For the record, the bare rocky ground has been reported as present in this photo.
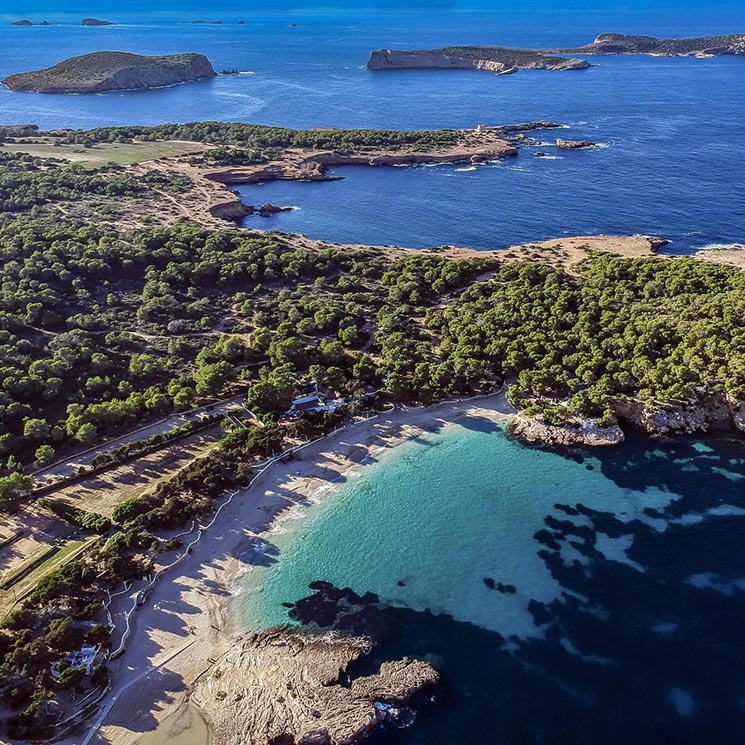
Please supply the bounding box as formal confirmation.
[192,628,438,745]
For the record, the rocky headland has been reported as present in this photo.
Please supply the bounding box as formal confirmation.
[367,46,590,74]
[512,391,745,449]
[554,32,745,57]
[191,628,439,745]
[202,121,561,193]
[2,51,216,94]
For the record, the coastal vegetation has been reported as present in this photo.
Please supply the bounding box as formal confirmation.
[60,121,460,153]
[0,209,742,483]
[0,130,742,738]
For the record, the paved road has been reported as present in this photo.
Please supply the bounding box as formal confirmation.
[34,396,246,486]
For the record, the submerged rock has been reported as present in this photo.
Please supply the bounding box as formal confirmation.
[192,628,439,745]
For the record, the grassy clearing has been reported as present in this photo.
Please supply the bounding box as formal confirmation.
[2,138,207,166]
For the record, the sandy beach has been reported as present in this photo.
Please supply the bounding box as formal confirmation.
[76,393,515,745]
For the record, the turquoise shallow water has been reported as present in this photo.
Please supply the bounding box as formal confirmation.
[234,419,745,744]
[238,420,677,635]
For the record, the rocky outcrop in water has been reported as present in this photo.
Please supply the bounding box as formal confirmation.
[555,33,745,57]
[192,628,439,745]
[11,19,33,26]
[556,138,596,149]
[81,18,115,26]
[367,46,590,74]
[3,51,216,94]
[513,416,625,447]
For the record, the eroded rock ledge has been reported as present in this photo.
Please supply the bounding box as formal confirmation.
[192,628,439,745]
[512,416,625,447]
[513,393,745,448]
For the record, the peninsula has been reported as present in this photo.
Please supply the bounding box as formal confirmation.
[2,51,216,94]
[554,32,745,57]
[367,46,590,74]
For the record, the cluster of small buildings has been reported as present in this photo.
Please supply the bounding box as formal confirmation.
[285,393,347,419]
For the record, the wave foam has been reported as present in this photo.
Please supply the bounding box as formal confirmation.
[699,242,745,251]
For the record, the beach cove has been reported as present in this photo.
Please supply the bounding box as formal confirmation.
[83,394,517,744]
[78,389,745,745]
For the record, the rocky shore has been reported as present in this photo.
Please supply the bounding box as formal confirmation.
[512,416,625,447]
[192,628,439,745]
[202,121,562,191]
[512,392,745,448]
[615,394,745,438]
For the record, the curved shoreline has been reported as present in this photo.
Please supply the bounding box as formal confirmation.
[76,393,515,745]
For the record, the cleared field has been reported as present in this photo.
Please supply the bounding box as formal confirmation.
[2,138,207,165]
[0,507,70,584]
[0,534,96,619]
[50,427,223,517]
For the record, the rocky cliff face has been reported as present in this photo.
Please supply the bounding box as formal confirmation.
[192,628,439,745]
[368,47,590,73]
[614,394,745,437]
[3,52,216,94]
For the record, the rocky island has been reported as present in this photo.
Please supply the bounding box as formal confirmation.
[81,18,116,26]
[368,46,590,74]
[2,51,216,94]
[554,32,745,57]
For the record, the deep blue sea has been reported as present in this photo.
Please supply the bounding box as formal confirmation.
[0,2,744,249]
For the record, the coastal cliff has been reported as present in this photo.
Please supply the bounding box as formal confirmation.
[513,393,745,448]
[368,46,590,74]
[192,628,439,745]
[555,33,745,57]
[2,51,216,94]
[615,394,745,438]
